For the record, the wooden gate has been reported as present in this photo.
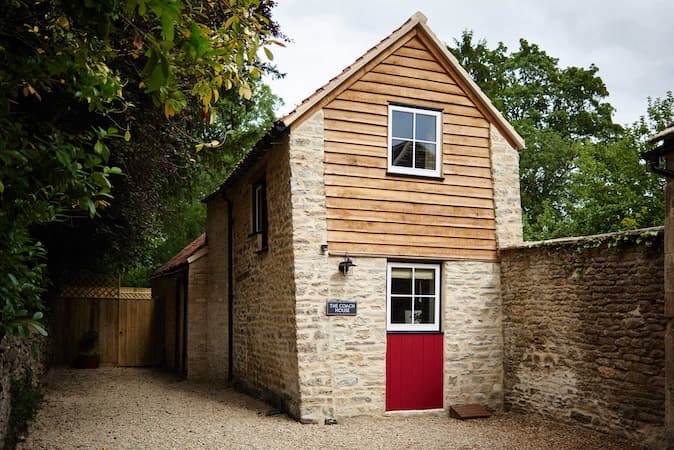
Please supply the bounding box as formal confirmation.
[51,274,160,367]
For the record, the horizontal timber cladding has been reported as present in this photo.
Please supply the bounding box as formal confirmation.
[323,32,497,259]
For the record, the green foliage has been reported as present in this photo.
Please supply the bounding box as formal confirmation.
[123,196,207,287]
[0,0,282,338]
[123,81,281,286]
[0,228,48,337]
[632,92,674,138]
[449,32,671,240]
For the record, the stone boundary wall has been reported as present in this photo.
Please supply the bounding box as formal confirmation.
[501,228,665,444]
[0,335,47,448]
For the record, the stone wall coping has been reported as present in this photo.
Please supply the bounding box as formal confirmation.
[500,226,664,251]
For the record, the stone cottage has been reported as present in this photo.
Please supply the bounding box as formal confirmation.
[156,11,525,423]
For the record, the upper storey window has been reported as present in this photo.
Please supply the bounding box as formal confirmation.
[252,178,268,252]
[388,104,442,177]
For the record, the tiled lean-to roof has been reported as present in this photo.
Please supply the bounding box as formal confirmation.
[153,233,207,278]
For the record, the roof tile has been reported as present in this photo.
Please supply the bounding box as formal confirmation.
[153,233,206,277]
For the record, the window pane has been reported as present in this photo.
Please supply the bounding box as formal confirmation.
[392,139,413,168]
[414,142,436,170]
[254,186,262,231]
[392,110,413,139]
[391,268,412,294]
[391,297,413,324]
[415,113,436,141]
[414,269,435,295]
[414,297,435,324]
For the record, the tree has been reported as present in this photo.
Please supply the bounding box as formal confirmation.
[567,93,673,233]
[122,81,281,287]
[0,0,283,337]
[449,32,669,240]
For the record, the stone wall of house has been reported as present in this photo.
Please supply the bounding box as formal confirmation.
[324,256,387,419]
[288,111,510,422]
[444,261,503,411]
[291,254,506,422]
[186,252,209,379]
[288,112,389,422]
[490,125,523,248]
[223,132,301,416]
[0,335,47,448]
[286,111,334,422]
[205,199,229,381]
[152,276,177,369]
[501,229,665,443]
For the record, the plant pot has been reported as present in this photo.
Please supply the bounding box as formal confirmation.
[73,354,100,369]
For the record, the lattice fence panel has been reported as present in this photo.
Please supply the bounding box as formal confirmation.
[61,273,119,299]
[119,288,152,300]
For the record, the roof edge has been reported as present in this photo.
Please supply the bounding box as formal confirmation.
[281,12,524,150]
[152,233,207,278]
[416,21,525,150]
[411,10,428,24]
[281,13,425,127]
[203,121,288,202]
[647,122,674,143]
[205,12,526,207]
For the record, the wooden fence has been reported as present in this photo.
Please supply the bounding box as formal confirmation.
[50,274,161,367]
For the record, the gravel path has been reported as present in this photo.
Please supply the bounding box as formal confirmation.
[20,367,642,450]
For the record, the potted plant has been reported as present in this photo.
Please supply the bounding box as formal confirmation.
[73,330,100,369]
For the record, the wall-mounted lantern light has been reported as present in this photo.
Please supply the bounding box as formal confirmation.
[320,244,329,256]
[338,255,356,275]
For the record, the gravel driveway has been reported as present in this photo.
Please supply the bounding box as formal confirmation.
[19,367,641,449]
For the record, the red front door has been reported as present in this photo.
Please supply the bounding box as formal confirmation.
[386,333,444,411]
[386,263,444,411]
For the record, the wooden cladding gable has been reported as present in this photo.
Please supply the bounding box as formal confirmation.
[323,32,497,260]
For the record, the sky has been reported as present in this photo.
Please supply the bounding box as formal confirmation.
[264,0,673,126]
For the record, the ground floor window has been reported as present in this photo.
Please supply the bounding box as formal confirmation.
[386,262,440,332]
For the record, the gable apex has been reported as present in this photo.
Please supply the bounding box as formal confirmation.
[282,12,524,150]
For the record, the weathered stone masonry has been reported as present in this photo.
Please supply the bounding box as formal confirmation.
[490,126,523,249]
[224,132,301,416]
[444,261,503,411]
[288,112,389,421]
[186,251,209,379]
[500,230,665,442]
[205,199,229,381]
[288,111,343,421]
[287,113,516,422]
[0,335,47,448]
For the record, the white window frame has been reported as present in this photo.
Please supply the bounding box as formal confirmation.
[387,104,443,178]
[386,262,441,332]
